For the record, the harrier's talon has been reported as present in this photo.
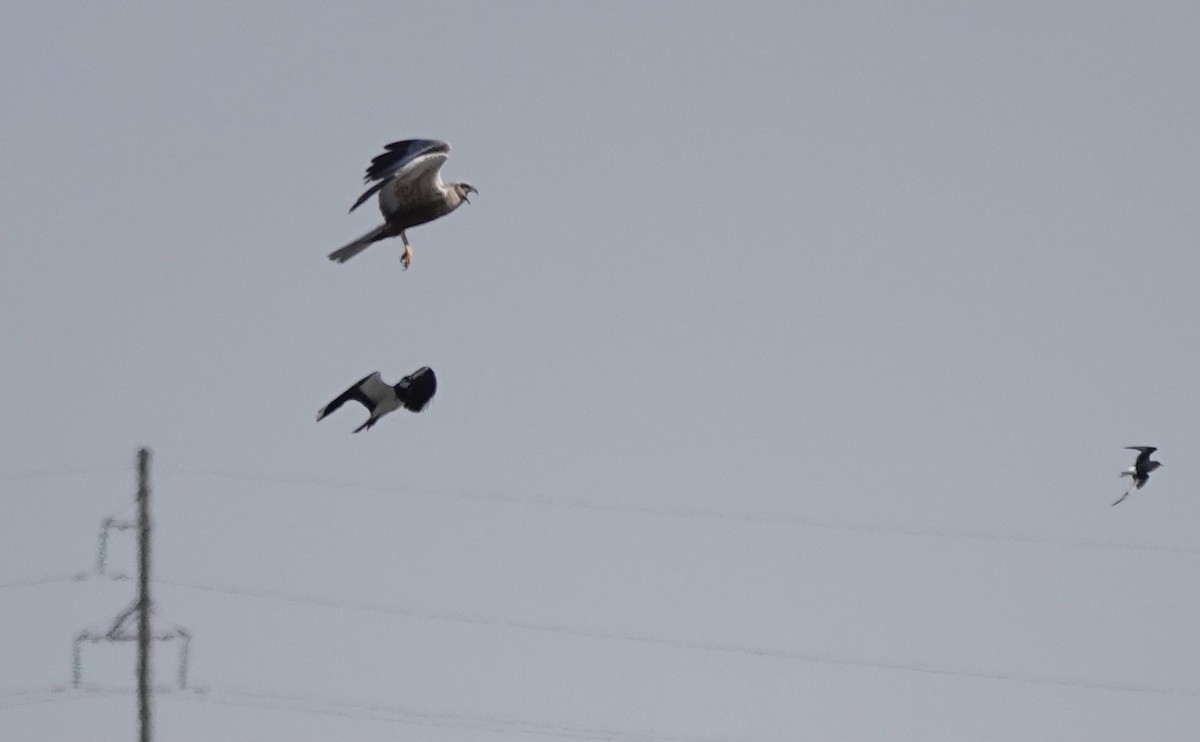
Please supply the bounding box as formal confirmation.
[401,245,413,270]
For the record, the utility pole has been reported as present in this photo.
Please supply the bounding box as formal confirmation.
[73,448,191,698]
[136,447,153,742]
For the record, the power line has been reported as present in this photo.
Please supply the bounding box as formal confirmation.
[0,683,738,741]
[0,685,122,712]
[0,694,88,712]
[155,576,1200,701]
[9,460,1199,724]
[0,573,94,591]
[0,686,68,709]
[0,465,131,486]
[160,685,742,742]
[159,466,1200,558]
[0,686,67,698]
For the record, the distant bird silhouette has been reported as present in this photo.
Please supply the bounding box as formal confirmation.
[317,367,437,433]
[328,139,476,269]
[1112,446,1162,506]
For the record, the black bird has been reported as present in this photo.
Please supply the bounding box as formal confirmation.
[317,367,437,433]
[328,139,476,269]
[1112,446,1162,506]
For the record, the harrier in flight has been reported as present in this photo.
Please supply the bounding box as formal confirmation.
[328,139,475,268]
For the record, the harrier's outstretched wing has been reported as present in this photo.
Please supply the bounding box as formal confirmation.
[349,140,451,213]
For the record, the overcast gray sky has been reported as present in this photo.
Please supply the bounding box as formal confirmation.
[3,1,1200,740]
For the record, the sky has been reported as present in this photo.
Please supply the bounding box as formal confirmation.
[2,1,1200,740]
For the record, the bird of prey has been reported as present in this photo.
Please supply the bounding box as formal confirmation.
[317,367,437,433]
[1112,446,1162,506]
[328,139,476,269]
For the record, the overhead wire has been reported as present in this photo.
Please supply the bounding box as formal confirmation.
[0,573,93,591]
[155,576,1200,700]
[166,685,741,742]
[1,683,742,742]
[6,463,1199,718]
[160,465,1200,558]
[0,685,121,712]
[0,465,131,486]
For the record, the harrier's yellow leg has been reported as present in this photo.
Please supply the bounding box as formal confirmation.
[400,231,413,269]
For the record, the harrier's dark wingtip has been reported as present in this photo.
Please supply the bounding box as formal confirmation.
[349,182,386,213]
[363,139,451,183]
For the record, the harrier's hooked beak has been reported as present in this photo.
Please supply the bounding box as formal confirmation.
[463,185,477,204]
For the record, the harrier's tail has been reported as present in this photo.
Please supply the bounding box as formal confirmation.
[328,224,390,263]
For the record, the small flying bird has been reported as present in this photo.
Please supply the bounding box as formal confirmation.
[317,367,437,433]
[1112,446,1162,506]
[328,139,476,269]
